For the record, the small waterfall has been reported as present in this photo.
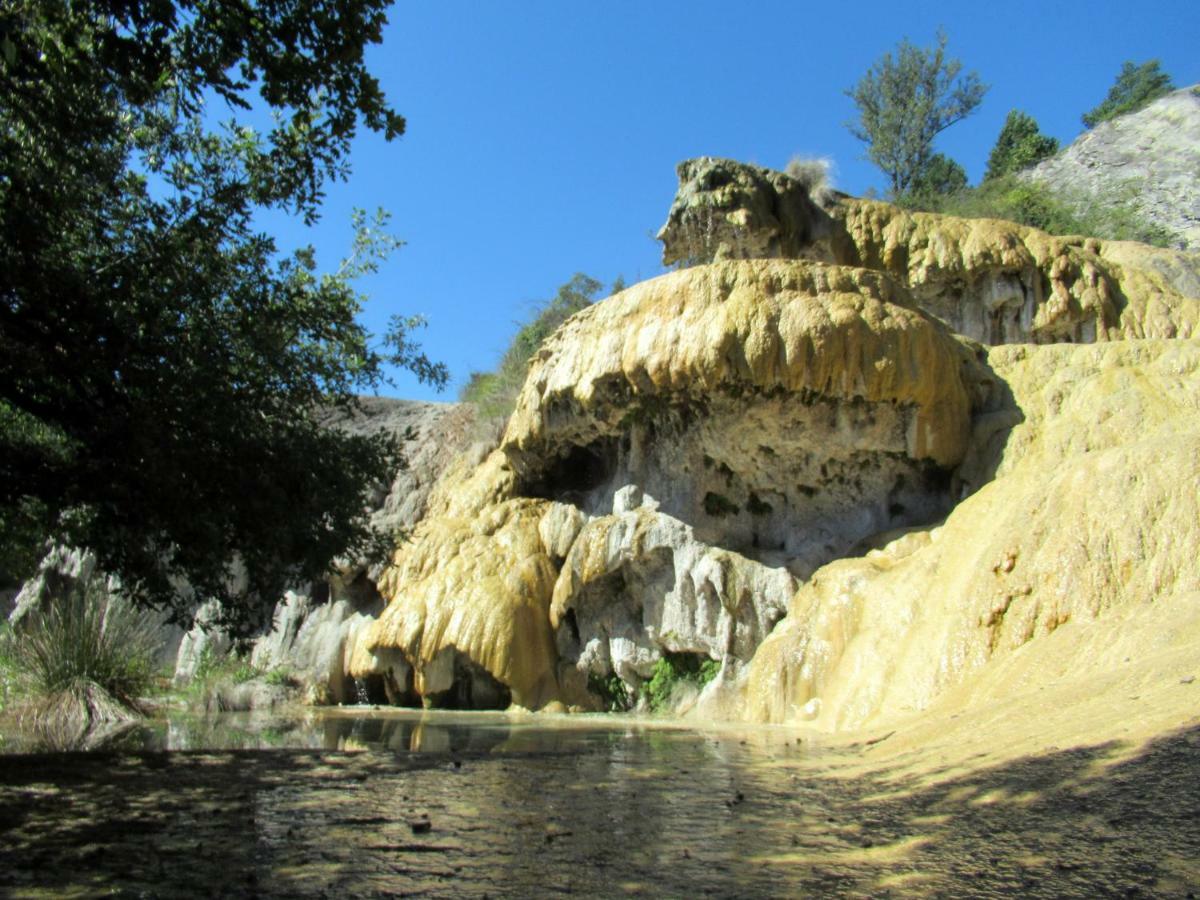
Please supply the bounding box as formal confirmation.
[353,677,371,705]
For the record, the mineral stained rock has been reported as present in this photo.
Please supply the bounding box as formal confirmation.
[744,339,1200,729]
[359,260,978,710]
[659,156,1200,345]
[161,157,1200,737]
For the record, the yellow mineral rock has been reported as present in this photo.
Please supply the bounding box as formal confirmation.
[744,338,1200,732]
[831,199,1200,343]
[361,499,561,709]
[505,259,974,469]
[658,159,1200,346]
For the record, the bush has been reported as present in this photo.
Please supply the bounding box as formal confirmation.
[906,175,1174,247]
[588,671,631,712]
[898,153,968,208]
[3,584,159,745]
[984,110,1059,181]
[785,156,837,207]
[641,653,721,713]
[460,273,607,427]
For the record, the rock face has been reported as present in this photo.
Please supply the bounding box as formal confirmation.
[745,339,1200,729]
[356,260,979,710]
[658,157,1200,346]
[174,398,474,696]
[1025,86,1200,251]
[352,160,1200,738]
[656,158,836,265]
[27,153,1194,747]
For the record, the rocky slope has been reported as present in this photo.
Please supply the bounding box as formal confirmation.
[329,159,1200,749]
[1025,86,1200,251]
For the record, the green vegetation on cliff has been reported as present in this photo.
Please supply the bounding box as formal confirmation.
[845,30,987,198]
[1082,60,1175,128]
[984,110,1059,181]
[461,273,610,424]
[846,36,1177,247]
[902,174,1174,247]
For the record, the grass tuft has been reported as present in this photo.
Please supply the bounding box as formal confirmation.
[2,583,158,747]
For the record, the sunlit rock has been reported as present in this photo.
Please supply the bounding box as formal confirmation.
[364,259,976,710]
[744,339,1200,730]
[658,157,1200,345]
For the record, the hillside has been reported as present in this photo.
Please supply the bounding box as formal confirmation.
[1025,86,1200,251]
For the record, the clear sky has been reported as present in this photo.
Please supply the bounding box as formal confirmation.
[272,0,1200,402]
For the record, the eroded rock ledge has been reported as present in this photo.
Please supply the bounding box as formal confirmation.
[658,156,1200,345]
[354,260,980,711]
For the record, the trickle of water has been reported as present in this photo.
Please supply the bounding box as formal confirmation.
[353,677,370,705]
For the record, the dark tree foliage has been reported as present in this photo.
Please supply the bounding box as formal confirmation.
[0,0,446,632]
[984,109,1059,181]
[846,29,987,198]
[1082,60,1174,129]
[901,152,968,207]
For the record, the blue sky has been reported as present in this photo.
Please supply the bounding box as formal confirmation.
[273,0,1200,402]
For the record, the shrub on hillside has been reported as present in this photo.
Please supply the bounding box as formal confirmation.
[906,176,1174,247]
[1082,60,1174,128]
[460,273,608,427]
[984,110,1059,181]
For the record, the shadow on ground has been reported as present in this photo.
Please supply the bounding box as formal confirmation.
[0,719,1197,897]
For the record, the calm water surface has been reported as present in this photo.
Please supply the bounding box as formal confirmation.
[1,708,1196,897]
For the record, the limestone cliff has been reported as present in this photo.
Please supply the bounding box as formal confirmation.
[745,339,1200,729]
[355,260,982,710]
[1025,86,1200,251]
[268,160,1200,748]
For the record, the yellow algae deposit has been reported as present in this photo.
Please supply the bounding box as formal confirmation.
[744,338,1200,737]
[362,258,979,711]
[657,158,1200,346]
[359,499,562,709]
[831,198,1200,343]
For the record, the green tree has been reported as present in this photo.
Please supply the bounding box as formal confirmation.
[846,30,987,197]
[0,1,445,632]
[901,152,968,206]
[984,110,1059,181]
[1082,60,1174,128]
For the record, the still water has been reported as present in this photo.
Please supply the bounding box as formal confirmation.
[1,708,1194,897]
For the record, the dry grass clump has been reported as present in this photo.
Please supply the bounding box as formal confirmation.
[785,155,837,207]
[2,584,158,748]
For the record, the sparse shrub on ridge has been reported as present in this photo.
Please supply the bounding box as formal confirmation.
[460,273,610,430]
[785,156,837,207]
[903,175,1174,247]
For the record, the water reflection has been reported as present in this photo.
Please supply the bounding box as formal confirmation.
[1,709,1196,896]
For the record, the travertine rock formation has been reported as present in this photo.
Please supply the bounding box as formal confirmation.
[1025,86,1200,251]
[354,172,1200,733]
[656,157,837,265]
[355,260,980,709]
[156,157,1200,744]
[659,157,1200,345]
[173,399,475,697]
[744,339,1200,730]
